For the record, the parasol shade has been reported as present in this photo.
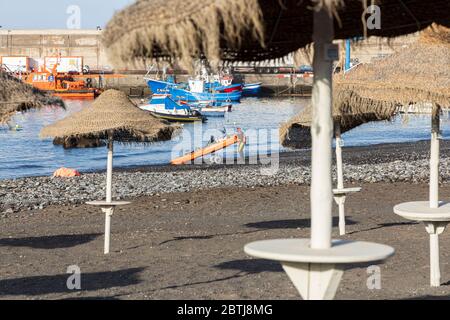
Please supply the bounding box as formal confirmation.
[280,90,398,149]
[0,71,63,124]
[281,24,450,149]
[334,24,450,108]
[103,0,450,68]
[41,89,179,143]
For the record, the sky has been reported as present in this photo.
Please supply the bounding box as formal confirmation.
[0,0,133,29]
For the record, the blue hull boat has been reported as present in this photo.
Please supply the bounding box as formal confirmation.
[140,94,206,122]
[146,79,177,94]
[146,79,241,102]
[170,87,241,103]
[243,82,262,96]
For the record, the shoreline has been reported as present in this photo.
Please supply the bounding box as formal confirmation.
[1,138,449,215]
[2,138,446,181]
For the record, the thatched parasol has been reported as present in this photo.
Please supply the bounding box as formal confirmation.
[103,0,450,69]
[103,0,449,299]
[280,24,450,286]
[334,24,450,108]
[0,71,63,124]
[41,89,180,254]
[280,90,398,149]
[282,24,449,203]
[279,90,397,235]
[282,24,449,148]
[41,89,178,143]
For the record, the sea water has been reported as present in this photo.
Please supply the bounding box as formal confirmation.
[0,98,449,180]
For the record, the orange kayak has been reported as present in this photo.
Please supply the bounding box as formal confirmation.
[171,135,239,165]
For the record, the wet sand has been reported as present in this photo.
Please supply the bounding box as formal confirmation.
[1,182,450,300]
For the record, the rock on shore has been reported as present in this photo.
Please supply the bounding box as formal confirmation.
[1,156,449,215]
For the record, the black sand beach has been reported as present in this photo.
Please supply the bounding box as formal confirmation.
[1,182,450,300]
[1,140,450,299]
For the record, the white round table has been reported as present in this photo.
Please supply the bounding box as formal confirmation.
[244,238,394,299]
[86,200,131,254]
[394,201,450,287]
[333,187,362,235]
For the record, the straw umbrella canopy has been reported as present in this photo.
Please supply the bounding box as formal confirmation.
[103,0,450,69]
[334,24,450,109]
[278,23,450,148]
[280,90,398,149]
[280,24,450,203]
[41,89,178,144]
[0,71,63,124]
[41,89,179,254]
[103,0,448,299]
[41,89,179,201]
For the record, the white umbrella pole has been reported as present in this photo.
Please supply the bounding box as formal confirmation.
[430,105,440,208]
[105,133,114,254]
[334,121,346,235]
[106,134,114,203]
[335,122,344,190]
[310,8,334,249]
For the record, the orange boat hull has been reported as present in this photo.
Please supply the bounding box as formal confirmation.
[53,91,96,99]
[171,135,239,165]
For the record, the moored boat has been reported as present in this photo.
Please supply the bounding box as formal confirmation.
[139,94,205,122]
[206,83,243,93]
[243,82,262,96]
[170,86,241,102]
[146,79,177,94]
[20,60,102,99]
[180,100,231,118]
[145,78,242,102]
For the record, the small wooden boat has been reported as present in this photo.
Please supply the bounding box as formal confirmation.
[171,134,240,165]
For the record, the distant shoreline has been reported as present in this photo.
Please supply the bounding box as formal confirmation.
[113,138,448,174]
[1,138,447,181]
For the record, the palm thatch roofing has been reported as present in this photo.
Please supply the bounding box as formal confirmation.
[334,24,450,108]
[0,71,63,124]
[41,89,180,143]
[280,24,450,149]
[103,0,450,68]
[280,90,398,149]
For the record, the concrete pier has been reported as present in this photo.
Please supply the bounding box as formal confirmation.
[1,29,418,97]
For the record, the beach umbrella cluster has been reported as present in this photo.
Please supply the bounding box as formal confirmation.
[102,0,450,298]
[102,0,450,70]
[280,24,450,286]
[41,89,180,253]
[0,71,63,124]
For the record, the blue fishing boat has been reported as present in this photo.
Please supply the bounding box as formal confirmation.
[170,87,241,103]
[243,82,262,96]
[139,94,205,122]
[146,79,177,94]
[146,78,242,102]
[205,82,242,93]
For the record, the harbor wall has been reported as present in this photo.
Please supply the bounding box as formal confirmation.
[93,73,314,97]
[0,30,108,70]
[1,29,418,97]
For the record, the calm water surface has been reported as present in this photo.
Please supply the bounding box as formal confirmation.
[0,97,449,180]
